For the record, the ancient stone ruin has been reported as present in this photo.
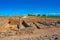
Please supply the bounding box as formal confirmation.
[0,16,60,40]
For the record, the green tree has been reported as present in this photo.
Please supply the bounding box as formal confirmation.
[28,14,35,16]
[42,14,46,16]
[37,14,40,16]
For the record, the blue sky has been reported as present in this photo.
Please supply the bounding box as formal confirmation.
[0,0,60,16]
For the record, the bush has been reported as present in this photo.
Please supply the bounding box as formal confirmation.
[37,14,40,16]
[28,14,35,16]
[42,14,46,16]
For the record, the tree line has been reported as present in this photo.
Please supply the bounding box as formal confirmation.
[27,14,46,16]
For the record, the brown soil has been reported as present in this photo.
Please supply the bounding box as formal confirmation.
[0,16,60,40]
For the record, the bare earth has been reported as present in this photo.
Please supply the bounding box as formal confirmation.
[0,16,60,40]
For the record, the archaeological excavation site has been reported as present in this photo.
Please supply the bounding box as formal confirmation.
[0,16,60,40]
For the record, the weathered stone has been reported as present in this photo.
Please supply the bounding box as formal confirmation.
[33,22,41,29]
[42,22,51,26]
[57,21,60,24]
[51,22,57,26]
[38,22,52,26]
[22,21,32,27]
[50,34,58,40]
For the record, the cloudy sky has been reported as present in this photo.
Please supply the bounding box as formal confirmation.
[0,0,60,16]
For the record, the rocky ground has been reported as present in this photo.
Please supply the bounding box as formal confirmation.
[0,27,60,40]
[0,16,59,40]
